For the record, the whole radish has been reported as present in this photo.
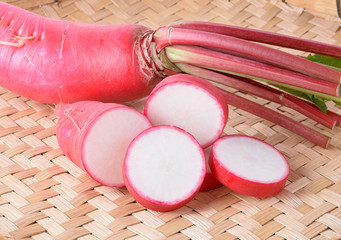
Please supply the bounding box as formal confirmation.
[123,125,206,212]
[0,2,160,104]
[210,135,289,197]
[56,101,152,187]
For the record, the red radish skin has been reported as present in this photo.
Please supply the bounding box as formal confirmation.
[200,146,223,192]
[210,135,289,198]
[123,126,206,212]
[0,2,160,104]
[56,101,152,187]
[144,74,228,148]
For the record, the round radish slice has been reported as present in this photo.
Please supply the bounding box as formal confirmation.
[200,146,223,192]
[210,135,289,197]
[144,74,228,148]
[123,125,206,212]
[56,101,152,187]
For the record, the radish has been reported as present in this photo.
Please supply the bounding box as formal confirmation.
[144,74,228,148]
[55,101,152,187]
[200,146,223,192]
[1,2,341,147]
[123,125,206,212]
[0,2,160,104]
[210,135,289,197]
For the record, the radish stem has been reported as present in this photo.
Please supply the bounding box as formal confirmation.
[154,27,341,84]
[165,45,341,97]
[169,21,341,60]
[220,88,330,148]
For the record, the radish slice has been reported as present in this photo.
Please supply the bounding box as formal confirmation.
[144,74,228,148]
[210,135,289,197]
[56,101,152,187]
[200,146,223,191]
[123,125,206,212]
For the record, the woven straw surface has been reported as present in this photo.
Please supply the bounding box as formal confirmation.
[1,0,341,239]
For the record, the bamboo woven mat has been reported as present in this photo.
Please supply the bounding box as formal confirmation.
[1,0,341,239]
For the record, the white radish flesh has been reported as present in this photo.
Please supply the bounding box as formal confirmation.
[210,135,289,197]
[144,74,228,148]
[123,125,206,212]
[56,101,152,187]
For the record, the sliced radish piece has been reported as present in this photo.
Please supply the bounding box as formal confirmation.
[144,74,228,148]
[200,146,223,191]
[56,101,152,187]
[210,135,289,197]
[123,125,206,212]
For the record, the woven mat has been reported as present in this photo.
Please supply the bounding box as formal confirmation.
[1,0,341,239]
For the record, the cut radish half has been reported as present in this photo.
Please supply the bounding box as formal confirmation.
[144,74,228,148]
[210,135,289,197]
[200,146,223,191]
[123,125,206,212]
[56,101,152,187]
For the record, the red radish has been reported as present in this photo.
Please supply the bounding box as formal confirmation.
[210,135,289,197]
[56,101,152,187]
[200,146,223,192]
[144,74,228,148]
[123,125,206,212]
[0,2,160,104]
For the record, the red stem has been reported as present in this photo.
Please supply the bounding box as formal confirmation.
[326,111,341,125]
[233,74,341,127]
[169,21,341,59]
[176,63,337,129]
[153,27,341,84]
[219,88,330,148]
[165,45,340,97]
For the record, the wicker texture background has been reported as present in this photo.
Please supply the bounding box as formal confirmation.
[1,0,341,239]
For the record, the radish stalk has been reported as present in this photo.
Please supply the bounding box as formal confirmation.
[327,111,341,125]
[164,45,341,97]
[176,63,337,130]
[219,88,330,148]
[169,21,341,60]
[153,27,341,84]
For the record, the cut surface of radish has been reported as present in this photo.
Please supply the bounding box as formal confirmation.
[123,125,206,211]
[83,107,152,187]
[144,74,228,148]
[56,101,152,188]
[200,146,223,191]
[210,135,289,197]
